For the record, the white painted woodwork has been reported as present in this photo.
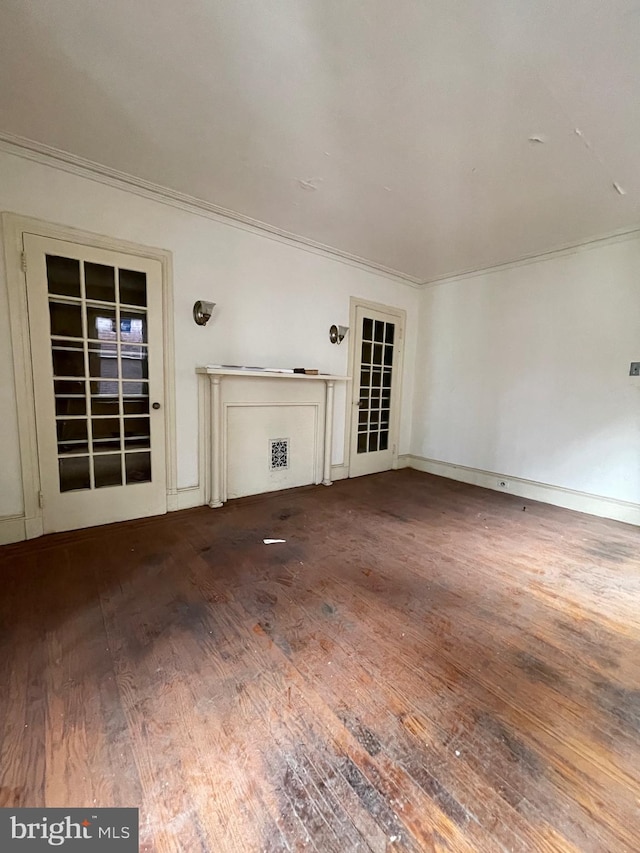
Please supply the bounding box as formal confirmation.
[197,369,348,506]
[322,381,336,486]
[0,155,419,534]
[1,2,639,282]
[349,302,405,478]
[2,145,640,539]
[24,234,168,533]
[403,455,640,528]
[227,406,317,500]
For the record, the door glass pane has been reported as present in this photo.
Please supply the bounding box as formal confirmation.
[46,253,154,493]
[121,343,147,359]
[55,379,85,395]
[92,418,121,452]
[91,376,119,397]
[49,301,83,338]
[56,396,86,416]
[123,396,149,415]
[56,419,89,455]
[122,377,148,394]
[124,417,150,450]
[126,452,151,484]
[123,380,149,407]
[86,306,116,341]
[88,344,118,379]
[121,348,148,381]
[47,256,80,298]
[59,457,90,492]
[94,454,122,488]
[119,269,147,306]
[52,344,85,377]
[85,262,116,303]
[120,311,147,343]
[91,394,120,416]
[54,381,87,416]
[357,315,395,455]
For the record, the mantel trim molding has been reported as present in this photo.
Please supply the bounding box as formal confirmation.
[197,368,350,508]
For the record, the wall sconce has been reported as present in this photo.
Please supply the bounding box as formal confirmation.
[193,300,216,326]
[329,324,349,344]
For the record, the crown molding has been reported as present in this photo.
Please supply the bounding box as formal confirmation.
[0,132,422,288]
[8,131,635,292]
[421,222,640,288]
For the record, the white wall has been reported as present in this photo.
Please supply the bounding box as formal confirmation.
[412,235,640,510]
[0,148,418,520]
[4,143,637,531]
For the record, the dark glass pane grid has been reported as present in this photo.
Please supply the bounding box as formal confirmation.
[357,318,394,454]
[46,255,152,492]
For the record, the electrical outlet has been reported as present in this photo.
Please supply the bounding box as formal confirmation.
[497,479,508,489]
[630,362,640,376]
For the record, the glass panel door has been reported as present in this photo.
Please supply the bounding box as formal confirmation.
[25,233,167,534]
[356,317,395,454]
[349,304,403,478]
[47,255,151,492]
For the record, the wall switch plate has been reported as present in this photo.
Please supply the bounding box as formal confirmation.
[630,362,640,376]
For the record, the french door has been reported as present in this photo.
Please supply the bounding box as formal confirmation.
[24,234,167,533]
[349,304,404,477]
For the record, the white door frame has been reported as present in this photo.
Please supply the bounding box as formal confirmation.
[2,212,177,539]
[345,296,406,478]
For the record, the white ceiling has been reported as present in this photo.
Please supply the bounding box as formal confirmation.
[1,0,639,282]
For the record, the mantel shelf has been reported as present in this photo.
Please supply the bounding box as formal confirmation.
[196,367,350,381]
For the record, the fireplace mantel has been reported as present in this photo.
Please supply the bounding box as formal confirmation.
[196,367,350,507]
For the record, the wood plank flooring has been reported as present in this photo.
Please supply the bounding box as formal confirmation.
[1,469,639,852]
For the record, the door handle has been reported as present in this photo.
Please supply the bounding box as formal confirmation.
[152,402,161,410]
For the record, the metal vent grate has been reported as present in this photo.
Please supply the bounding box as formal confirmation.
[270,438,289,470]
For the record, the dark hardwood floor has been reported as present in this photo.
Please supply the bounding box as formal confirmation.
[1,469,639,852]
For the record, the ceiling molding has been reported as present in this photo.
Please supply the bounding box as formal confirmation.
[4,131,636,292]
[0,132,423,288]
[421,223,640,288]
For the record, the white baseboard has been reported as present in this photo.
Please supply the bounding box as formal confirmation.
[176,486,205,510]
[330,464,349,481]
[1,489,204,546]
[397,454,412,470]
[404,455,640,527]
[0,516,27,546]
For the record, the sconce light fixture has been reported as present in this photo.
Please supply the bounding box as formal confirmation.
[193,300,216,326]
[329,324,349,345]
